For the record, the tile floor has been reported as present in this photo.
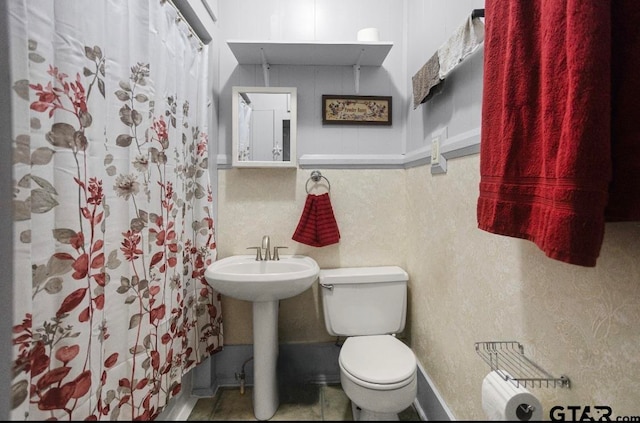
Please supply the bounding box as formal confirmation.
[187,384,421,421]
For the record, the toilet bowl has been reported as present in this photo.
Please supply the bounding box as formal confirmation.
[339,335,417,421]
[319,266,417,421]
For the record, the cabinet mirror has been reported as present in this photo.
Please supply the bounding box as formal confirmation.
[232,86,297,168]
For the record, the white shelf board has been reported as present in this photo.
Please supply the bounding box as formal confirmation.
[227,40,393,67]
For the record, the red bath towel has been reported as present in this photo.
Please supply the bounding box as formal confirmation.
[478,0,640,267]
[292,193,341,247]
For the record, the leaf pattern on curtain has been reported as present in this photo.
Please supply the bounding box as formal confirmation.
[9,1,223,420]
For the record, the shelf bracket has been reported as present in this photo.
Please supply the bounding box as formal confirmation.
[353,48,364,93]
[260,48,270,87]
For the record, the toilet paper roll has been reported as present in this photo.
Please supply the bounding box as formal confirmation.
[357,27,380,42]
[481,371,543,421]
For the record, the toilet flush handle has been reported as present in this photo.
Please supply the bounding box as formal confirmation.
[319,282,334,290]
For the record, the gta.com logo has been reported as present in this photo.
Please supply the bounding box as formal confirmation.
[550,406,640,421]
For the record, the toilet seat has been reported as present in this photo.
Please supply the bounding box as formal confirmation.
[339,335,417,391]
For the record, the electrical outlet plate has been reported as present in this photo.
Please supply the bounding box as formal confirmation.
[430,127,448,174]
[431,136,440,165]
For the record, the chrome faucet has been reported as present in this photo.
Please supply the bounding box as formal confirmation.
[261,235,272,261]
[247,235,287,261]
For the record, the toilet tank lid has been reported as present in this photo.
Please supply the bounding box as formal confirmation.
[319,266,408,284]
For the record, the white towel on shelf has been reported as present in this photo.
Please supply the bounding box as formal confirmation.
[437,15,485,79]
[412,51,443,108]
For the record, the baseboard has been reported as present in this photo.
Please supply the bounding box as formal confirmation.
[157,396,199,421]
[190,342,455,421]
[414,360,456,421]
[194,342,342,396]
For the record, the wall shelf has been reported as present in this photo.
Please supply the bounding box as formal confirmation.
[227,40,393,66]
[226,40,393,92]
[475,341,570,389]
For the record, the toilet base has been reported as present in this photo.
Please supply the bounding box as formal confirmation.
[340,366,417,417]
[351,402,400,421]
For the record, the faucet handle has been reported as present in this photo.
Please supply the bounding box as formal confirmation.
[273,246,288,261]
[247,246,263,261]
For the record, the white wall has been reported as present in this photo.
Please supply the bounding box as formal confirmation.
[405,0,484,154]
[217,0,407,163]
[217,0,485,168]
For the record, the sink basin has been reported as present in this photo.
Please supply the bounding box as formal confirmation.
[204,253,320,420]
[204,254,319,302]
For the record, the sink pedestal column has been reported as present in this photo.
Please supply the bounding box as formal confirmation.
[252,300,279,420]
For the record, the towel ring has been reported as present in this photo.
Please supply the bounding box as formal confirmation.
[305,170,331,194]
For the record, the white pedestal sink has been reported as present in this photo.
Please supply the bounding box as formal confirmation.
[204,254,320,420]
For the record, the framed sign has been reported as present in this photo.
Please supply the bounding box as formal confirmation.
[322,95,392,126]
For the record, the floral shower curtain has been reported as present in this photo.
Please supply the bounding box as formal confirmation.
[9,0,223,420]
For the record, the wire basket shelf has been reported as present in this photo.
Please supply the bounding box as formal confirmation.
[475,341,570,389]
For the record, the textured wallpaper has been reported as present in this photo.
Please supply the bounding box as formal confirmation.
[216,168,408,345]
[216,158,640,420]
[406,156,640,421]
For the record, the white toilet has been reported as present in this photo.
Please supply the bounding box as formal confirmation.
[319,266,417,421]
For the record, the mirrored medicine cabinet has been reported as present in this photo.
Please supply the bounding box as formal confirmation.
[232,86,297,168]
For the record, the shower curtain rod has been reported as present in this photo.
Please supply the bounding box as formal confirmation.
[162,0,205,50]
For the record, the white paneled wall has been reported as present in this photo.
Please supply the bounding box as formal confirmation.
[405,0,485,155]
[217,0,485,168]
[217,0,407,162]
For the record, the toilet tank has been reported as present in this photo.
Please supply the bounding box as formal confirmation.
[319,266,409,337]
